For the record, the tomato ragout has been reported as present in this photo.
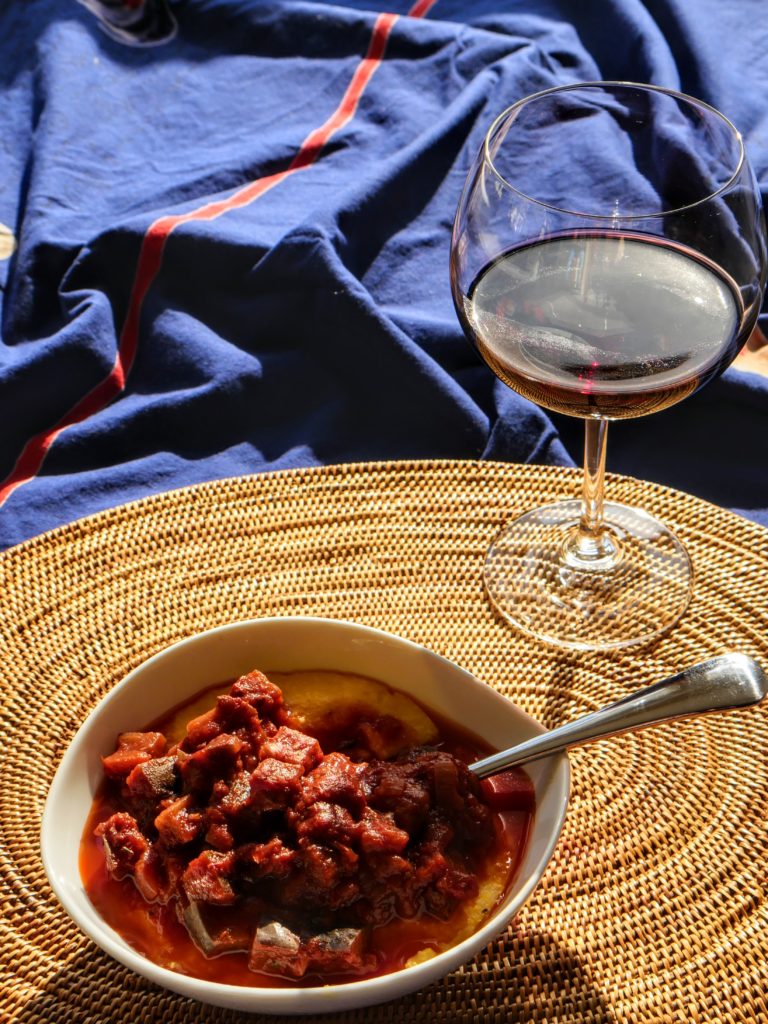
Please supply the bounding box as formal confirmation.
[81,669,534,986]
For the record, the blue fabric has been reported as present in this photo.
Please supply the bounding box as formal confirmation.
[0,0,766,551]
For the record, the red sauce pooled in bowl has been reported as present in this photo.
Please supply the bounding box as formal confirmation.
[80,669,534,987]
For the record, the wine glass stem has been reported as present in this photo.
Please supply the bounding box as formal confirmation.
[582,417,608,534]
[562,417,621,570]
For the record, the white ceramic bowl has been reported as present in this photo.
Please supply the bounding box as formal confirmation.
[42,617,569,1015]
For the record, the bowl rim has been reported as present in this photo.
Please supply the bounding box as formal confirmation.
[41,615,570,1011]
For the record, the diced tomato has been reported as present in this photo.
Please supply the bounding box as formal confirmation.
[479,769,535,812]
[101,732,166,780]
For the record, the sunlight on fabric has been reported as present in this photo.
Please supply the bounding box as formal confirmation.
[0,223,15,260]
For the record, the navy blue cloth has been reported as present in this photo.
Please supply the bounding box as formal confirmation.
[0,0,766,550]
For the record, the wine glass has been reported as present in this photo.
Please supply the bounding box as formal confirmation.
[451,82,766,651]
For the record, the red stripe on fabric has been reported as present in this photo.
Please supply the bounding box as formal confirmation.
[407,0,439,17]
[0,224,174,502]
[291,12,398,170]
[0,5,425,506]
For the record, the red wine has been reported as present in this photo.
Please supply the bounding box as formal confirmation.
[461,233,747,419]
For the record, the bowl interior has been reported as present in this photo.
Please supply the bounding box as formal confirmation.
[42,617,569,1014]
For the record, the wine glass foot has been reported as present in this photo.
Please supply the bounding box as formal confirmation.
[484,500,692,651]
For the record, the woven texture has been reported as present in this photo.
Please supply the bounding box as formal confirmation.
[2,460,767,1024]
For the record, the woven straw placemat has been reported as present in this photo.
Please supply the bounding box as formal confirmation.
[1,460,767,1024]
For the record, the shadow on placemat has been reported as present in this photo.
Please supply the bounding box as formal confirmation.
[11,933,615,1024]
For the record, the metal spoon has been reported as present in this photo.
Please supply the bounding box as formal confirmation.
[469,653,768,779]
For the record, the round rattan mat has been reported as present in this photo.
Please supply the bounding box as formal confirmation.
[2,460,767,1024]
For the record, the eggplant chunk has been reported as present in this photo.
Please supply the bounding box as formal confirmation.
[305,927,368,974]
[181,901,250,956]
[249,921,307,978]
[127,755,177,799]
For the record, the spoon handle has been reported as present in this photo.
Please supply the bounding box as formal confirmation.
[469,653,768,779]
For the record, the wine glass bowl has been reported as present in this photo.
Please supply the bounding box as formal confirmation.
[451,82,766,650]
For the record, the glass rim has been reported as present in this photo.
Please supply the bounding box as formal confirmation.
[483,80,746,221]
